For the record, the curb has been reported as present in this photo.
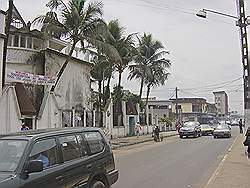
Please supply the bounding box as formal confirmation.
[204,134,240,188]
[111,133,178,150]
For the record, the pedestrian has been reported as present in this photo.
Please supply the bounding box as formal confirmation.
[239,119,243,134]
[154,126,160,141]
[135,122,141,138]
[21,122,29,131]
[243,128,250,159]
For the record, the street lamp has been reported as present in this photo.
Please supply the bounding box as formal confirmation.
[196,9,238,19]
[196,3,250,113]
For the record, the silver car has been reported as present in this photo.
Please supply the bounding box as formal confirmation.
[213,124,232,138]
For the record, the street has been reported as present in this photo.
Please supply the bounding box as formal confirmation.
[112,127,239,188]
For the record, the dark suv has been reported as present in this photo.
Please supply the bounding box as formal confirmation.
[0,127,118,188]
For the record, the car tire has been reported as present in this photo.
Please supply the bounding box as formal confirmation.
[91,181,106,188]
[180,135,183,139]
[214,135,217,139]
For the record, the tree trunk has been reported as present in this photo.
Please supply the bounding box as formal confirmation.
[145,84,151,107]
[104,74,112,106]
[97,80,103,127]
[145,84,151,133]
[118,70,122,90]
[139,78,144,99]
[50,41,77,92]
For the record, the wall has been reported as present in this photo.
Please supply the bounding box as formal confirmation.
[37,93,61,129]
[45,50,92,111]
[0,86,22,133]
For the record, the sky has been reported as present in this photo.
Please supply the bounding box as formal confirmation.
[0,0,247,114]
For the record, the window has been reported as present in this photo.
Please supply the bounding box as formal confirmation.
[27,37,32,49]
[0,140,27,172]
[29,138,58,169]
[83,132,105,154]
[58,134,81,162]
[7,35,13,46]
[76,134,88,156]
[13,35,19,47]
[20,35,26,48]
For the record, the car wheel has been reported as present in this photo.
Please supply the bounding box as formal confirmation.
[91,181,106,188]
[214,135,217,139]
[180,135,183,139]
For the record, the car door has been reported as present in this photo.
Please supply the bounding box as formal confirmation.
[57,133,92,187]
[82,131,109,179]
[20,137,64,188]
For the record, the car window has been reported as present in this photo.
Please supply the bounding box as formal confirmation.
[76,134,88,156]
[0,139,27,172]
[58,134,81,162]
[29,138,58,169]
[83,132,105,155]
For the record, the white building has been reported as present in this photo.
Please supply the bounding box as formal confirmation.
[0,5,93,133]
[213,91,229,117]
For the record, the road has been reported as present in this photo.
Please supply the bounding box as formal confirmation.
[112,127,239,188]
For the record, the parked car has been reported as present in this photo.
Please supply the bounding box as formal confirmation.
[231,119,239,126]
[213,124,232,138]
[0,127,118,188]
[179,122,202,138]
[200,124,214,136]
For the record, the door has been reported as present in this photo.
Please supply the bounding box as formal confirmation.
[20,138,64,188]
[129,117,136,136]
[57,134,91,187]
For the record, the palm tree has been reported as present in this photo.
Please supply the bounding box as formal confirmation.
[106,19,135,91]
[144,64,170,106]
[34,0,118,92]
[128,33,170,99]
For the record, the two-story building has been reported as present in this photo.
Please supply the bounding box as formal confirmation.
[1,5,93,133]
[171,98,207,122]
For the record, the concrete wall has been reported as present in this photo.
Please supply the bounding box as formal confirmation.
[0,86,22,133]
[45,51,92,111]
[37,93,61,129]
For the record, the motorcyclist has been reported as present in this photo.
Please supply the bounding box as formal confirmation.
[154,126,160,141]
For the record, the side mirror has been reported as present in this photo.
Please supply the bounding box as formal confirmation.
[26,160,43,174]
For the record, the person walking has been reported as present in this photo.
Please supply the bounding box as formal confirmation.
[239,119,243,134]
[135,122,141,138]
[243,128,250,159]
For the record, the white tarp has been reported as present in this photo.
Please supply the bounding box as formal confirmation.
[6,69,56,86]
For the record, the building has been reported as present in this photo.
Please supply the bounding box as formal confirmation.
[147,98,172,131]
[0,10,5,95]
[213,91,228,117]
[206,103,217,116]
[0,5,93,133]
[171,98,207,122]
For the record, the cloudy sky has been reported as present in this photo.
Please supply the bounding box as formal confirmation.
[0,0,247,113]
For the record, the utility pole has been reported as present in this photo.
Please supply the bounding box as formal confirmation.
[2,0,13,89]
[175,87,178,121]
[236,0,250,110]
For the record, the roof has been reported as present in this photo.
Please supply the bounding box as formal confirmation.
[213,91,227,95]
[0,10,6,15]
[170,98,206,103]
[15,83,36,116]
[0,127,101,140]
[126,100,138,115]
[45,48,93,67]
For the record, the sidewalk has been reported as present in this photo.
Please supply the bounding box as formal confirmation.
[205,134,250,188]
[110,131,178,150]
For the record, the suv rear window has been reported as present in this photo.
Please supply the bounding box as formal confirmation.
[83,132,105,154]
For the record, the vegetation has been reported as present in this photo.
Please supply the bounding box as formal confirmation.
[36,0,172,126]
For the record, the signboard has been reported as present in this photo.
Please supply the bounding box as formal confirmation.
[6,69,56,86]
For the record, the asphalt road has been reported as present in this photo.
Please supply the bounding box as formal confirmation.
[112,127,239,188]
